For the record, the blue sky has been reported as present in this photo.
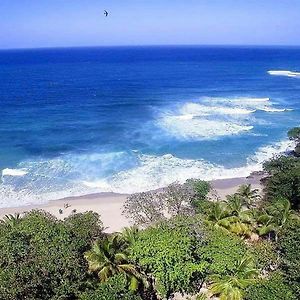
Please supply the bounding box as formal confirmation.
[1,0,300,49]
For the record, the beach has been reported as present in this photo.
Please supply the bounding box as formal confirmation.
[0,174,262,232]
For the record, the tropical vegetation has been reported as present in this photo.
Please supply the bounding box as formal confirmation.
[0,127,299,299]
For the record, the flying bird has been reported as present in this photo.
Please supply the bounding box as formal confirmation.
[104,10,108,17]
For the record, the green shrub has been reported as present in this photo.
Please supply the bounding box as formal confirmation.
[278,218,300,297]
[129,217,207,298]
[263,156,300,209]
[245,272,296,300]
[0,210,103,300]
[79,274,142,300]
[249,240,277,271]
[197,227,247,275]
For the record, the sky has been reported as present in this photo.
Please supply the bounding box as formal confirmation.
[1,0,300,49]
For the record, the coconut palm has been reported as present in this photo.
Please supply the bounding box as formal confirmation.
[121,226,139,246]
[2,213,21,228]
[206,200,254,237]
[237,184,261,208]
[226,194,243,215]
[257,198,299,240]
[206,201,230,228]
[209,256,258,300]
[84,234,145,291]
[256,212,276,239]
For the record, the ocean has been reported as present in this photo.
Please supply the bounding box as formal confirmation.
[0,46,299,208]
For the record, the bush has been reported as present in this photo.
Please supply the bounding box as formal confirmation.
[197,227,247,276]
[186,179,211,200]
[79,274,142,300]
[278,218,300,298]
[129,217,207,298]
[245,272,296,300]
[249,240,278,271]
[263,156,300,209]
[0,210,103,300]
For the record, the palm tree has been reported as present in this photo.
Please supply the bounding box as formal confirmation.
[84,234,144,291]
[226,194,243,215]
[209,256,258,300]
[3,213,21,228]
[121,226,139,246]
[237,184,261,208]
[257,198,299,241]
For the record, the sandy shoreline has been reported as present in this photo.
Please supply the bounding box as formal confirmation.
[0,174,263,232]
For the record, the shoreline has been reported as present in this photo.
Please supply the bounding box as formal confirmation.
[0,174,263,232]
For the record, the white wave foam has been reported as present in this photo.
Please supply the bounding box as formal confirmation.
[259,107,293,113]
[268,70,300,77]
[82,139,294,194]
[2,168,28,177]
[0,138,294,207]
[180,103,255,116]
[159,116,253,139]
[203,97,270,105]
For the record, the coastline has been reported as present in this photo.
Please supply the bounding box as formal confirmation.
[0,174,263,232]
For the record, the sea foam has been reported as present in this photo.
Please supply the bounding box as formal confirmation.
[2,168,28,177]
[82,139,295,194]
[268,70,300,77]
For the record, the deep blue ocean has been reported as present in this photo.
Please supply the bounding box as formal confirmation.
[0,46,299,207]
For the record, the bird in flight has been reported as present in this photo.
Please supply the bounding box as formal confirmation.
[104,10,108,17]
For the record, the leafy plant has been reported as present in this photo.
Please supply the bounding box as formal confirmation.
[84,234,145,291]
[209,256,258,300]
[129,217,207,298]
[237,184,261,208]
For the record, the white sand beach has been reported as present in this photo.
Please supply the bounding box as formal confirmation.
[0,174,263,232]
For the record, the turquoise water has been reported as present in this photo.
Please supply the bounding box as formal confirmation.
[0,46,299,207]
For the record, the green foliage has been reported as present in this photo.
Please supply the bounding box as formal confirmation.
[263,156,300,209]
[197,227,247,276]
[257,198,299,239]
[79,274,142,300]
[84,234,144,291]
[129,217,207,298]
[249,240,277,271]
[278,218,300,297]
[187,179,211,200]
[209,256,258,300]
[64,211,104,251]
[245,272,296,300]
[192,198,215,215]
[0,210,103,300]
[237,184,261,208]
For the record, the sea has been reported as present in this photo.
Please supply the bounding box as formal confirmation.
[0,46,299,208]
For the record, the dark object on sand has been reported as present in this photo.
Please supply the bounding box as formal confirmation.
[59,209,63,214]
[72,209,77,214]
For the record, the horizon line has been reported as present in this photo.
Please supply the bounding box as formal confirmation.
[1,43,300,51]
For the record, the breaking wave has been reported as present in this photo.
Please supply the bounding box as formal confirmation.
[157,97,292,140]
[82,139,295,194]
[268,70,300,78]
[0,139,294,207]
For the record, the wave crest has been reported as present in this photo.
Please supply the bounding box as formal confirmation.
[268,70,300,77]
